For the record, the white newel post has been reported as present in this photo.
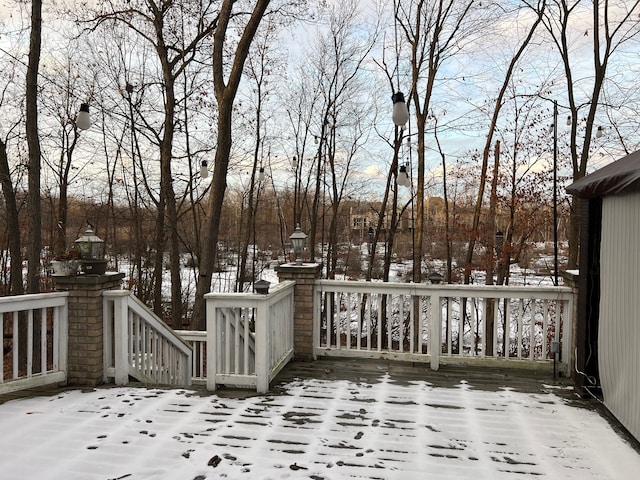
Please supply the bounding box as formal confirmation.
[430,291,441,370]
[111,292,129,386]
[205,293,218,392]
[255,299,269,393]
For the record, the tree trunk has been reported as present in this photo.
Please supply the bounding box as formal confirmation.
[484,140,500,355]
[25,0,42,375]
[0,139,24,296]
[463,8,544,283]
[191,0,271,330]
[26,0,42,294]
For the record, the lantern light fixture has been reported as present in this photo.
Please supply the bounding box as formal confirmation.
[77,103,91,130]
[289,223,307,265]
[74,225,108,274]
[200,160,208,179]
[596,125,603,138]
[392,92,410,126]
[397,164,410,187]
[74,226,105,260]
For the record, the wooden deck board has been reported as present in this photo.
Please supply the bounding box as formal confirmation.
[1,357,640,479]
[2,357,638,456]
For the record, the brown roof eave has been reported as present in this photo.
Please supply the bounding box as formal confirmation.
[566,150,640,199]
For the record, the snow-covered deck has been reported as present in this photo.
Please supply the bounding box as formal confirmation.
[1,358,638,479]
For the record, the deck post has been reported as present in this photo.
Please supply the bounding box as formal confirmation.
[561,270,579,381]
[205,294,218,392]
[276,263,322,361]
[52,273,125,386]
[430,291,441,370]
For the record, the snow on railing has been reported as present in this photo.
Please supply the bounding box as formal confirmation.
[0,292,69,394]
[103,291,192,386]
[314,280,573,373]
[205,281,295,393]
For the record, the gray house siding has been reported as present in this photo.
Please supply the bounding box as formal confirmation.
[599,192,640,442]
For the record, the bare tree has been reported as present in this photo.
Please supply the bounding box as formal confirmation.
[85,1,220,327]
[235,17,284,292]
[541,0,640,268]
[460,1,545,284]
[26,0,43,293]
[0,46,26,296]
[0,136,24,296]
[192,0,272,330]
[395,0,480,284]
[289,0,380,276]
[39,47,95,257]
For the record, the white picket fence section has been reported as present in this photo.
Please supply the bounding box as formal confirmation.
[173,330,207,383]
[205,281,295,393]
[103,290,192,386]
[315,280,574,373]
[0,292,69,394]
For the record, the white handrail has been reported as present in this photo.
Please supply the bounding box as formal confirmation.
[103,290,192,386]
[173,330,207,382]
[0,292,69,394]
[205,281,295,393]
[314,280,573,373]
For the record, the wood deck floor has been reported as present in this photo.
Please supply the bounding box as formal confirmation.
[0,356,601,408]
[272,358,573,395]
[2,357,640,479]
[1,356,638,454]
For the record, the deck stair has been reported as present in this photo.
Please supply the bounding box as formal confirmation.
[103,291,192,386]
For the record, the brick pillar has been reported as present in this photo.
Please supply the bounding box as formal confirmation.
[52,273,125,386]
[276,263,322,361]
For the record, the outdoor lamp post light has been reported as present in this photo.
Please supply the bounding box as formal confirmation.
[259,166,265,182]
[596,125,603,138]
[74,225,108,274]
[200,160,209,179]
[392,92,410,126]
[76,103,91,130]
[397,164,410,187]
[289,223,307,265]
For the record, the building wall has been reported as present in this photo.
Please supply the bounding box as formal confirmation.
[599,192,640,442]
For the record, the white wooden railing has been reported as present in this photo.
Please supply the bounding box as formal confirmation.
[103,290,192,386]
[315,280,574,373]
[0,292,69,394]
[205,281,295,393]
[173,329,207,383]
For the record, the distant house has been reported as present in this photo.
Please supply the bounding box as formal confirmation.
[567,150,640,443]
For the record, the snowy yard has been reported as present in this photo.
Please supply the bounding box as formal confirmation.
[0,365,638,479]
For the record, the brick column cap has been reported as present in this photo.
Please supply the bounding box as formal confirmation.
[275,263,322,275]
[52,272,125,288]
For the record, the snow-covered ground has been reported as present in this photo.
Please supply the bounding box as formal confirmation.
[0,374,637,479]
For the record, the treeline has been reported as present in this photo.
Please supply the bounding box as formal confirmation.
[1,0,638,330]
